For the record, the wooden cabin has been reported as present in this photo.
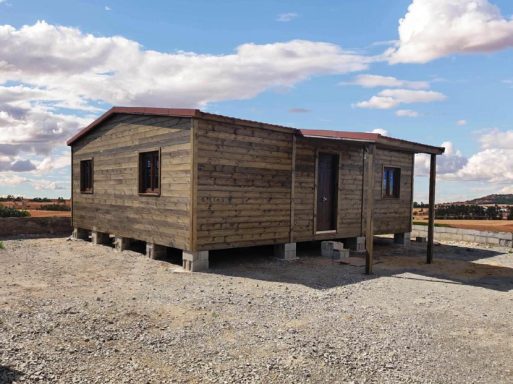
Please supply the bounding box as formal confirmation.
[67,107,444,272]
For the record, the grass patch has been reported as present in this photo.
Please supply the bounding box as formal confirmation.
[0,241,4,250]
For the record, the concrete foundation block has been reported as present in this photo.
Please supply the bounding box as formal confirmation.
[394,232,411,246]
[114,237,131,252]
[346,236,366,253]
[274,243,297,260]
[92,231,110,245]
[321,241,347,258]
[499,239,513,247]
[463,234,476,242]
[486,237,500,245]
[183,250,209,272]
[73,228,89,241]
[146,243,167,259]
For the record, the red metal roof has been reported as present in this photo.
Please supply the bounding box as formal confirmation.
[66,106,444,154]
[300,129,380,142]
[299,129,445,154]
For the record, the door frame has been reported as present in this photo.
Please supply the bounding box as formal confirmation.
[313,149,340,234]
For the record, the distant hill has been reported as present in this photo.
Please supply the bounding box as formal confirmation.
[463,194,513,205]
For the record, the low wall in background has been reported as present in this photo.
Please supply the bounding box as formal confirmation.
[411,224,513,247]
[0,217,72,238]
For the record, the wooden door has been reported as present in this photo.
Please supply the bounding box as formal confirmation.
[316,153,338,231]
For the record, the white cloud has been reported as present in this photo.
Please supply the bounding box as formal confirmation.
[346,74,429,89]
[31,180,64,191]
[0,174,27,186]
[370,128,389,136]
[415,141,468,176]
[478,128,513,149]
[395,109,419,117]
[456,149,513,182]
[276,13,298,22]
[388,0,513,63]
[456,119,467,126]
[438,141,469,174]
[499,185,513,194]
[416,131,513,185]
[0,20,371,184]
[105,6,111,11]
[36,153,70,173]
[0,21,368,108]
[354,89,446,109]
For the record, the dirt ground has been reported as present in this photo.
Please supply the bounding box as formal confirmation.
[1,237,513,383]
[1,200,71,218]
[23,210,71,218]
[415,219,513,232]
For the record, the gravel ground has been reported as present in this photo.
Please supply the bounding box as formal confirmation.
[1,237,512,383]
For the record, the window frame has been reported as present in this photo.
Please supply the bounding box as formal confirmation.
[382,166,401,199]
[138,149,161,196]
[79,158,94,194]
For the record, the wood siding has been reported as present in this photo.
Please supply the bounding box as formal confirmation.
[72,114,192,250]
[72,113,414,252]
[293,137,365,242]
[194,119,293,250]
[372,148,413,235]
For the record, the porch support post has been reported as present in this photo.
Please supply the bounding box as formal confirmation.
[365,144,375,275]
[427,154,437,264]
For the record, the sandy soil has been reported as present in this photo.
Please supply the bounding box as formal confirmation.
[416,219,513,232]
[1,238,512,383]
[1,200,71,218]
[24,210,71,218]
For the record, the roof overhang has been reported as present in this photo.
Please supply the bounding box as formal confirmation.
[299,129,445,155]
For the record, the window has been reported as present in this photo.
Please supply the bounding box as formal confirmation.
[139,150,160,195]
[80,159,93,193]
[383,167,400,198]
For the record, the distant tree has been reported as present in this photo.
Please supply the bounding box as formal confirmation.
[485,205,501,220]
[32,197,51,202]
[435,204,488,219]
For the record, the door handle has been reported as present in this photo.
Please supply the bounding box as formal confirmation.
[321,196,328,202]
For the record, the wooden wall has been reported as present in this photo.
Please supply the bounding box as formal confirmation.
[72,113,414,252]
[372,148,414,235]
[193,125,414,250]
[293,137,365,242]
[72,114,192,250]
[194,118,293,250]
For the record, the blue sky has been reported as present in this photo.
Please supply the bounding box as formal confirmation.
[1,0,513,202]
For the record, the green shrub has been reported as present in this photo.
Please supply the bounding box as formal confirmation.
[39,204,71,211]
[0,205,31,217]
[32,197,51,202]
[0,241,4,250]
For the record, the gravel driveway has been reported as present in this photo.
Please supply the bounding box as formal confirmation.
[1,237,512,383]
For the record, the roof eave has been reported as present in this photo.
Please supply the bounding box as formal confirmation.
[299,132,444,155]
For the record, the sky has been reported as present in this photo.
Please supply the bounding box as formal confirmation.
[1,0,513,202]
